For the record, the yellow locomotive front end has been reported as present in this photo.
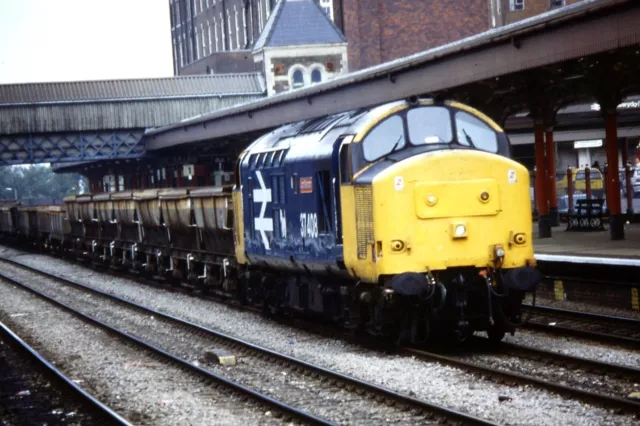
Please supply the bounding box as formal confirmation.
[340,100,541,344]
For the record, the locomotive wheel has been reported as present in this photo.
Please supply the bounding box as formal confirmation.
[486,326,506,344]
[260,276,281,317]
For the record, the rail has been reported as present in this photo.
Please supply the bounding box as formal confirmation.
[0,257,497,426]
[0,320,131,425]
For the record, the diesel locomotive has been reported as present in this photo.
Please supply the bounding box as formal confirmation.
[0,98,541,345]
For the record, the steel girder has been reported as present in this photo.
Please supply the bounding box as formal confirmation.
[0,130,145,165]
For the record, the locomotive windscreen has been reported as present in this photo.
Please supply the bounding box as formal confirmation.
[359,104,510,164]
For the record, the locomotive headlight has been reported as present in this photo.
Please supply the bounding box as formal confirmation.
[451,223,467,239]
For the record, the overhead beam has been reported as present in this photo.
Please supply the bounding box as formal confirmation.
[0,130,145,166]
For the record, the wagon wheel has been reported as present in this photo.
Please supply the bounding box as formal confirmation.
[590,218,601,228]
[580,218,589,227]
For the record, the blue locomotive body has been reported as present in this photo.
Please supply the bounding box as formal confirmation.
[238,115,353,277]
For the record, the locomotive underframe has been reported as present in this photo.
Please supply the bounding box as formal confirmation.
[232,262,526,345]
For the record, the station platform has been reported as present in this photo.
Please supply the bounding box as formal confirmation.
[531,223,639,312]
[533,222,640,264]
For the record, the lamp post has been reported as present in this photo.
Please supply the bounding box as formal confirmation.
[5,187,17,200]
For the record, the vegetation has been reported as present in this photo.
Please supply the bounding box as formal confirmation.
[0,165,87,203]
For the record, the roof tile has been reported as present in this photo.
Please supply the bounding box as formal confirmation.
[253,0,345,51]
[0,73,264,106]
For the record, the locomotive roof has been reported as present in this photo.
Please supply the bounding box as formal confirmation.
[242,98,504,163]
[244,100,408,155]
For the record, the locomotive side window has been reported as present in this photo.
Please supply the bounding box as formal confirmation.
[455,111,499,153]
[362,115,406,162]
[406,107,453,145]
[339,143,351,184]
[316,170,332,234]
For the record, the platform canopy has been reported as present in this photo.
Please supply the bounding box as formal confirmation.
[145,0,640,152]
[0,73,266,165]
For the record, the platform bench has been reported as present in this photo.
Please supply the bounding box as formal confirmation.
[566,199,606,231]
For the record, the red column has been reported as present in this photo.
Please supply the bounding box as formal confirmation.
[534,121,551,237]
[545,128,558,226]
[605,111,624,240]
[532,168,538,218]
[622,139,633,215]
[89,175,102,193]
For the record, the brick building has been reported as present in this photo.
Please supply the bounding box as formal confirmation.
[168,0,582,84]
[169,0,347,94]
[493,0,582,26]
[329,0,582,71]
[169,0,275,76]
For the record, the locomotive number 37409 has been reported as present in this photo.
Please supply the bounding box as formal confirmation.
[300,213,318,239]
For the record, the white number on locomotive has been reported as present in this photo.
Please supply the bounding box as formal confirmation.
[300,213,318,239]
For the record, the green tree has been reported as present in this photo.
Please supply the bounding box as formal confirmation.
[0,164,87,203]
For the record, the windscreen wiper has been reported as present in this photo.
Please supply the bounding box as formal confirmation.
[461,128,474,147]
[384,135,404,162]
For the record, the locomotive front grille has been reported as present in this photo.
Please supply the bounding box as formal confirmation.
[354,186,374,259]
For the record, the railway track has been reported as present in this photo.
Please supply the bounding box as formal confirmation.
[403,338,640,415]
[0,319,130,425]
[521,304,640,346]
[0,257,497,426]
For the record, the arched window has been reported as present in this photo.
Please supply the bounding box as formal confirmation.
[292,70,304,88]
[311,69,322,83]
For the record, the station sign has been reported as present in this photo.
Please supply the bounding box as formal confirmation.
[590,99,640,111]
[183,164,195,177]
[574,139,602,149]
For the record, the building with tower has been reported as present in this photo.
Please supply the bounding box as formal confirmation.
[168,0,584,90]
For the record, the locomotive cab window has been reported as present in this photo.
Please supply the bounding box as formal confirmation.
[362,115,406,162]
[455,111,499,153]
[406,107,453,145]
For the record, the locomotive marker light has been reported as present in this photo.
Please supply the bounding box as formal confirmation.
[390,240,405,252]
[425,194,437,206]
